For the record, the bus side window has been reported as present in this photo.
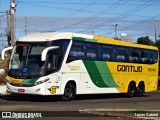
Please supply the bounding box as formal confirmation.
[149,51,158,64]
[46,51,59,73]
[67,41,85,63]
[140,50,149,64]
[86,42,98,60]
[102,45,114,61]
[116,47,128,62]
[128,49,139,63]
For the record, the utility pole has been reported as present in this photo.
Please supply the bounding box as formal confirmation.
[112,24,118,39]
[0,20,4,48]
[0,11,8,48]
[6,10,11,46]
[91,30,95,35]
[24,17,28,35]
[153,19,157,42]
[10,0,15,46]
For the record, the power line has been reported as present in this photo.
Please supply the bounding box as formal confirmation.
[0,14,7,18]
[18,2,98,13]
[35,0,155,32]
[17,1,158,19]
[97,15,160,38]
[118,15,160,33]
[53,0,128,31]
[13,0,160,39]
[77,0,158,33]
[26,0,97,27]
[47,0,98,29]
[16,0,160,4]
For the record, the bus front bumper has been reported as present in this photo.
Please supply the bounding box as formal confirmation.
[6,83,47,95]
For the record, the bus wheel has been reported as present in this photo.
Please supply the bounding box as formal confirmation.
[135,83,144,97]
[61,83,76,101]
[127,83,136,97]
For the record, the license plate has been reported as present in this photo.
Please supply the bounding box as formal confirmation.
[18,89,25,92]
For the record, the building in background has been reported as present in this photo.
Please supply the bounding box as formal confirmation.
[120,33,133,42]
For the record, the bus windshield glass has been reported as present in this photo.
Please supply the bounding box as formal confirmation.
[8,40,70,78]
[8,42,48,78]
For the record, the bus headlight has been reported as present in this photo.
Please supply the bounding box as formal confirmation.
[35,78,50,86]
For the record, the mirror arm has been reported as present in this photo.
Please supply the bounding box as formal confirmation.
[41,46,59,61]
[1,47,13,60]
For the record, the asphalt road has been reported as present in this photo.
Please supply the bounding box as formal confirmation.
[0,92,160,120]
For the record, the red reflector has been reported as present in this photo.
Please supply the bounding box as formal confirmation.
[18,89,25,92]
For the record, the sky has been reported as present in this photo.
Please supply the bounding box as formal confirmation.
[0,0,160,51]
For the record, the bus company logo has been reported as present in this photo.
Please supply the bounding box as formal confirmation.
[2,112,12,118]
[67,65,81,71]
[50,86,59,94]
[117,65,142,72]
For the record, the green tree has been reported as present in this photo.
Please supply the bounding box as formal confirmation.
[155,39,160,51]
[137,36,154,46]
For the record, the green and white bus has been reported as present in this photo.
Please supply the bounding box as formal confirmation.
[2,32,159,100]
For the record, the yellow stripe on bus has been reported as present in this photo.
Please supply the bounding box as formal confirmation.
[8,76,23,84]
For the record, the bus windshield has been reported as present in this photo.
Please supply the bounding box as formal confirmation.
[8,42,48,78]
[8,39,70,78]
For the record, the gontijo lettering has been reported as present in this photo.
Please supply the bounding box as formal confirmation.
[117,65,142,72]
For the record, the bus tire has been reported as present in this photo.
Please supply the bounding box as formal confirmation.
[135,83,145,97]
[61,83,76,101]
[127,82,136,97]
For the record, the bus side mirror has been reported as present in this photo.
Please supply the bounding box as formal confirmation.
[1,47,13,60]
[41,46,59,61]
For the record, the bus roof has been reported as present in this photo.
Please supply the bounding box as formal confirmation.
[18,32,93,42]
[18,32,73,41]
[93,35,158,50]
[17,32,158,50]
